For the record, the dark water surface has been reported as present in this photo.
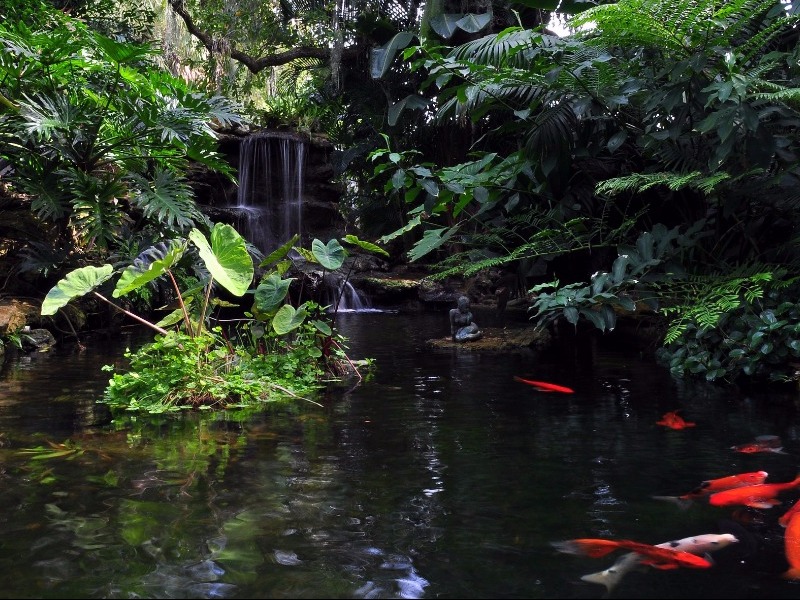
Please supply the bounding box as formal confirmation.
[0,311,799,599]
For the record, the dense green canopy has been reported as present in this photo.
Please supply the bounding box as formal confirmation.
[3,0,800,387]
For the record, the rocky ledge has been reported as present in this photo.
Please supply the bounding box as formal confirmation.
[425,324,551,353]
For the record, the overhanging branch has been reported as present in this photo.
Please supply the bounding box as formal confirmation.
[167,0,361,74]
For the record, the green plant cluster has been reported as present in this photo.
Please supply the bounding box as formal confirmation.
[0,9,242,274]
[101,328,327,413]
[527,223,699,332]
[656,281,800,385]
[40,222,386,413]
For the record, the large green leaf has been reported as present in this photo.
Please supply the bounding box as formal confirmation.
[272,303,308,335]
[430,14,461,38]
[456,13,492,33]
[113,240,187,298]
[388,95,430,126]
[254,274,293,313]
[408,226,458,262]
[370,32,416,79]
[311,239,346,270]
[41,265,114,315]
[189,223,254,297]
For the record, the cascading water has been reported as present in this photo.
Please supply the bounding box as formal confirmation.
[233,133,306,254]
[233,132,374,311]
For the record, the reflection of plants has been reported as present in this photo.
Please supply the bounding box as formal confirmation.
[18,439,85,461]
[17,439,87,485]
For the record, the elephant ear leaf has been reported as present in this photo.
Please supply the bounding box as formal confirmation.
[189,223,254,297]
[41,265,114,315]
[311,238,346,270]
[113,239,187,298]
[272,303,308,335]
[254,273,293,313]
[342,234,389,258]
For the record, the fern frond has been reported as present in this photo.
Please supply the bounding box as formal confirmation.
[595,170,736,196]
[659,267,780,343]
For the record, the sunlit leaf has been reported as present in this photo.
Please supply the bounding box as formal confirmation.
[114,240,186,298]
[189,223,253,297]
[311,238,346,270]
[42,264,114,315]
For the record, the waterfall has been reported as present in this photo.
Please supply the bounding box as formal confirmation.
[232,133,307,254]
[336,281,368,312]
[321,274,380,313]
[233,132,377,312]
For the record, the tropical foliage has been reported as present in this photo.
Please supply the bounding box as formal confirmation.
[0,4,242,281]
[5,0,800,390]
[40,223,382,412]
[365,0,800,385]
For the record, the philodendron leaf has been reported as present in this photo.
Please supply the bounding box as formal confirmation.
[272,303,308,335]
[42,265,114,315]
[312,238,346,270]
[189,223,254,297]
[113,239,187,298]
[342,234,390,258]
[254,273,293,313]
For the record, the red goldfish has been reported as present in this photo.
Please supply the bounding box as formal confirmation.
[779,499,800,528]
[656,410,696,430]
[783,506,800,579]
[652,470,769,510]
[580,533,738,592]
[730,434,786,454]
[708,475,800,509]
[551,538,712,570]
[513,376,574,393]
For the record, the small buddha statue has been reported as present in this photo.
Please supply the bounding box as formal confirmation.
[449,295,482,342]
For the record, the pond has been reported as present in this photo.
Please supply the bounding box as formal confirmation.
[0,310,799,599]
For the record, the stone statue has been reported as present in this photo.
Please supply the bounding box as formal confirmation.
[450,295,482,342]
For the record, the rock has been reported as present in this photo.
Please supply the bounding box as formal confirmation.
[19,328,56,351]
[0,300,39,334]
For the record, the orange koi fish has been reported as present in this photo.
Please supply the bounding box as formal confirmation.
[580,533,738,592]
[551,538,712,570]
[652,470,769,510]
[708,475,800,509]
[783,506,800,579]
[730,434,786,454]
[656,410,696,430]
[513,376,574,393]
[779,499,800,528]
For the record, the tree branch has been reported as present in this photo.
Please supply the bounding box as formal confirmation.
[167,0,361,74]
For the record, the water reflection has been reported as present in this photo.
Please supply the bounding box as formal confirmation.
[0,313,798,598]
